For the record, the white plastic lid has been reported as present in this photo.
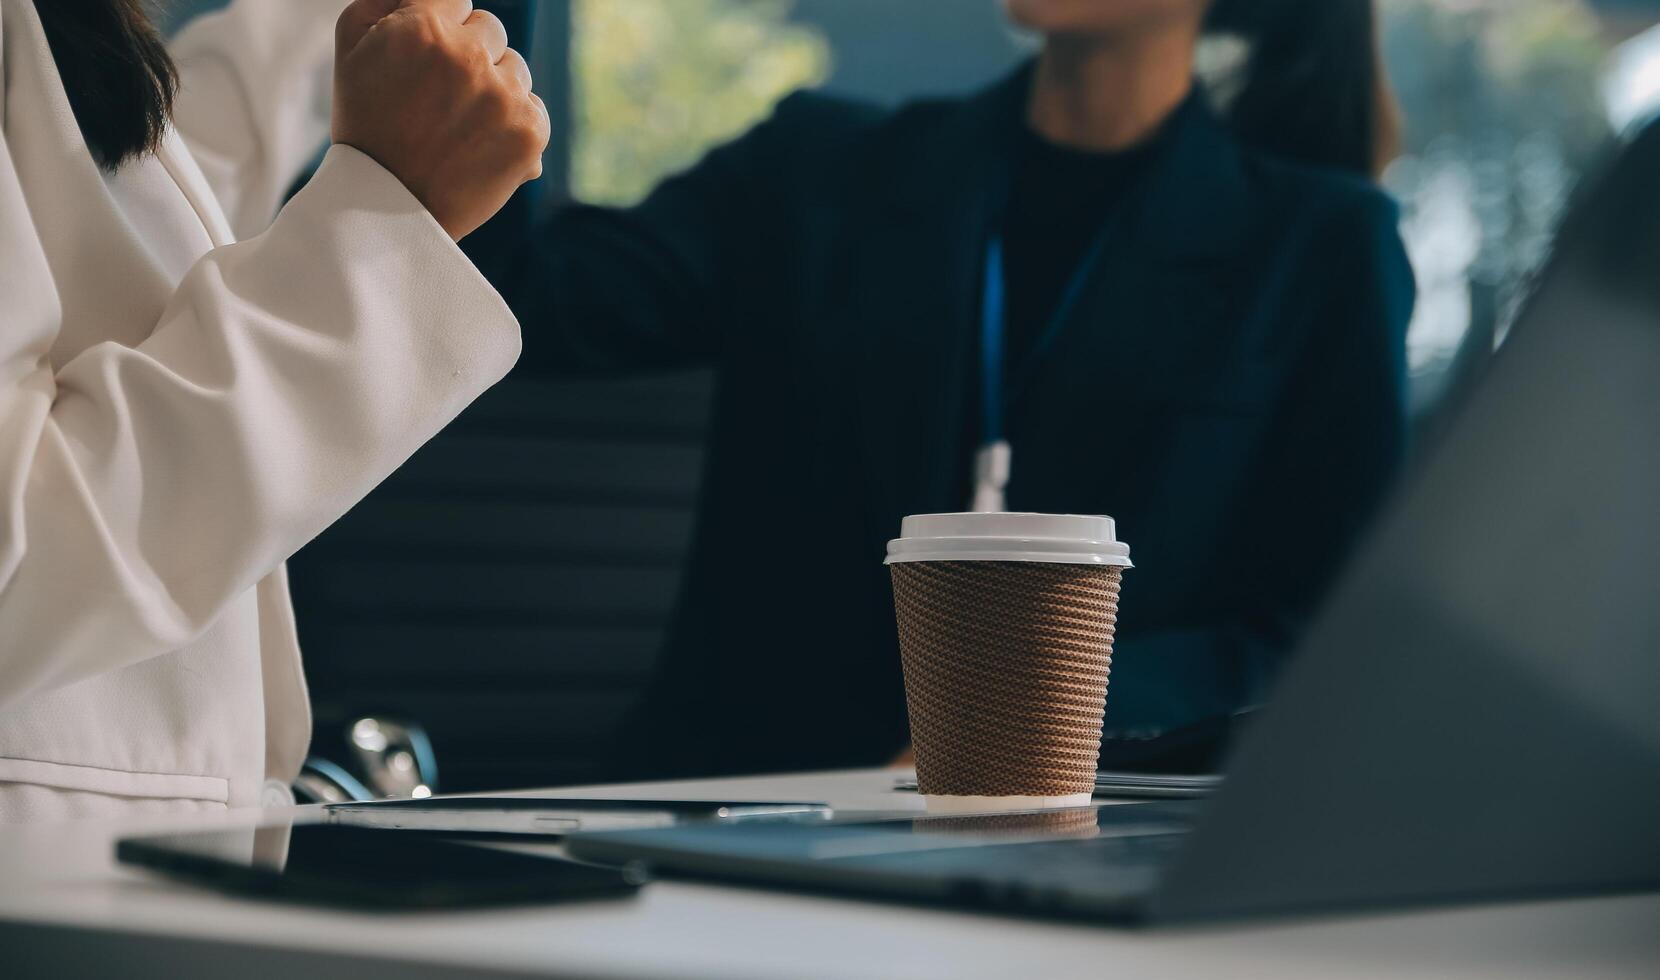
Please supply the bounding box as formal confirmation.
[885,512,1132,566]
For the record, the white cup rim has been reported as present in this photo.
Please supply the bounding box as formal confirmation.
[885,512,1132,567]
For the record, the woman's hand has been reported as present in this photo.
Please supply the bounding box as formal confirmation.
[332,0,550,241]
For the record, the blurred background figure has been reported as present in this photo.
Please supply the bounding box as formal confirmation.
[156,0,1660,792]
[489,0,1415,779]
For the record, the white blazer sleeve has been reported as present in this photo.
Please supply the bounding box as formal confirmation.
[0,144,521,710]
[168,0,351,239]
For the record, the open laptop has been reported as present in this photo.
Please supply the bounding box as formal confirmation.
[565,127,1660,925]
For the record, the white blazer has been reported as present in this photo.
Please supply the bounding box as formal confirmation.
[0,0,521,820]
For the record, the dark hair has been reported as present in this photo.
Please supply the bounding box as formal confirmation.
[1206,0,1400,178]
[33,0,178,170]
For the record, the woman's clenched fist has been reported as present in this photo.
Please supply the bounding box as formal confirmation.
[332,0,550,241]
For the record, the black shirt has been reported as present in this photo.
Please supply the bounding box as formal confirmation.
[996,127,1160,381]
[960,128,1161,508]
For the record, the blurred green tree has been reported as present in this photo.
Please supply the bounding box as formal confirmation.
[571,0,831,206]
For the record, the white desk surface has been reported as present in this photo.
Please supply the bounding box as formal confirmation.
[4,768,1657,979]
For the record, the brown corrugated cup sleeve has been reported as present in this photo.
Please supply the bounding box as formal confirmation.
[891,561,1122,798]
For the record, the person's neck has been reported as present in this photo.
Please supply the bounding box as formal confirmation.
[1026,32,1196,153]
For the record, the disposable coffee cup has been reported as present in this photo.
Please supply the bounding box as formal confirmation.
[886,513,1131,813]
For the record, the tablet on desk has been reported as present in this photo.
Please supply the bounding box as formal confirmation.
[118,821,646,910]
[325,797,833,837]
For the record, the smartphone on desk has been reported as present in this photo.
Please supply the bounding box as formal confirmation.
[324,797,833,838]
[117,821,645,910]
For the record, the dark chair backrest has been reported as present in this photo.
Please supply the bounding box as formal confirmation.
[287,371,713,792]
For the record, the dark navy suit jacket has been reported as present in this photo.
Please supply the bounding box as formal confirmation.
[490,67,1415,778]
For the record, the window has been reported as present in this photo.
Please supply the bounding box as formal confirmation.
[568,0,830,206]
[166,0,1660,419]
[1381,0,1660,411]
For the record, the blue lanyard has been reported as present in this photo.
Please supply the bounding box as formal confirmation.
[978,230,1113,447]
[980,238,1009,445]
